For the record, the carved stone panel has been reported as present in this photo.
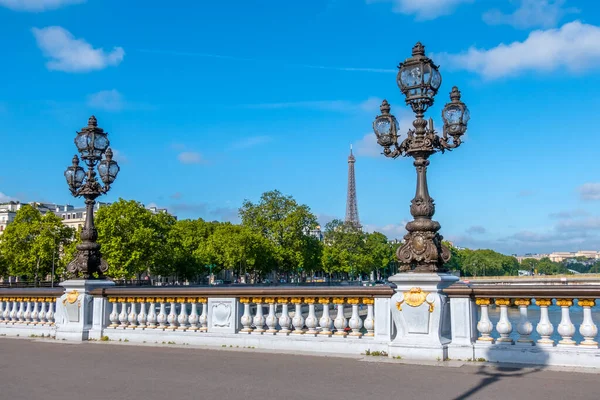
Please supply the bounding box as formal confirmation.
[207,298,239,334]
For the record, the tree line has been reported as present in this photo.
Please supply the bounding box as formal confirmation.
[0,190,592,284]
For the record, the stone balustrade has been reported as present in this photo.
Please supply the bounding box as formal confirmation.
[0,288,63,337]
[444,284,600,367]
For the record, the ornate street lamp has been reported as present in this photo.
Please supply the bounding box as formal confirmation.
[373,42,470,273]
[64,116,120,279]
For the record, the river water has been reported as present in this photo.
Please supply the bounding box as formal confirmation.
[486,304,600,343]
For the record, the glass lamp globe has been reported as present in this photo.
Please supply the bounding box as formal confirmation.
[442,87,469,137]
[397,42,442,112]
[64,155,86,190]
[98,148,120,185]
[75,116,110,160]
[373,100,399,148]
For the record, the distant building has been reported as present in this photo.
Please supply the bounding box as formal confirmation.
[306,226,323,241]
[517,251,600,263]
[0,201,176,234]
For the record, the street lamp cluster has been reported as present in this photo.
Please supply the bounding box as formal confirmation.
[64,116,120,279]
[373,42,470,273]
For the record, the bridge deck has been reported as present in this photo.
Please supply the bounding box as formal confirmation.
[0,339,597,400]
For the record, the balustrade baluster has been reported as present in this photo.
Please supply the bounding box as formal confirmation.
[305,297,318,336]
[31,299,40,325]
[167,298,178,330]
[252,297,266,334]
[147,298,158,329]
[108,298,119,328]
[578,299,598,347]
[535,298,554,346]
[199,298,208,332]
[475,298,493,343]
[3,298,12,323]
[363,298,375,337]
[45,298,55,325]
[333,298,347,336]
[514,299,533,344]
[127,298,138,328]
[10,298,19,323]
[17,298,25,323]
[187,298,199,331]
[38,299,47,325]
[177,298,189,331]
[0,298,5,322]
[118,298,129,327]
[318,298,332,336]
[495,298,513,344]
[157,298,168,329]
[291,298,304,335]
[556,299,575,346]
[137,298,147,328]
[23,298,32,324]
[265,298,278,334]
[347,298,362,337]
[240,298,253,333]
[277,297,291,335]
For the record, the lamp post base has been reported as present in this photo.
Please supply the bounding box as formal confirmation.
[55,279,115,341]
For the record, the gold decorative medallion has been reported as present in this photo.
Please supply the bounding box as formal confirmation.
[304,297,316,304]
[346,297,359,305]
[397,287,434,312]
[362,298,374,305]
[513,298,531,307]
[290,297,303,304]
[332,297,345,305]
[239,297,250,304]
[264,297,275,304]
[65,290,79,304]
[535,298,552,307]
[318,298,331,304]
[475,298,491,306]
[276,297,289,304]
[556,299,573,307]
[578,299,596,307]
[495,298,511,306]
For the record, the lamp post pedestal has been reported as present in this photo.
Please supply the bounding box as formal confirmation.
[55,279,115,341]
[388,273,458,360]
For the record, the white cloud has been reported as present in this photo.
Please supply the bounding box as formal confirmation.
[436,21,600,79]
[364,222,409,239]
[483,0,579,29]
[87,89,124,112]
[177,151,204,164]
[0,0,83,11]
[354,105,414,158]
[0,192,18,203]
[367,0,473,20]
[32,26,125,72]
[579,183,600,201]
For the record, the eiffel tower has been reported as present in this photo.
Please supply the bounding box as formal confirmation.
[345,145,361,228]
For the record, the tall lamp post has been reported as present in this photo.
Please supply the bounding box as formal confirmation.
[64,116,120,279]
[373,42,470,273]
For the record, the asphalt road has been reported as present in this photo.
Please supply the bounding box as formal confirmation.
[0,339,598,400]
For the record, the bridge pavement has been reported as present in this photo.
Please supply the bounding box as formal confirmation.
[0,339,597,400]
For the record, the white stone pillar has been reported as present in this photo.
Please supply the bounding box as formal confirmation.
[578,299,598,347]
[38,300,47,325]
[177,298,189,331]
[363,298,375,337]
[137,298,147,328]
[304,298,318,336]
[10,298,19,323]
[535,298,554,346]
[240,298,253,333]
[31,299,40,325]
[108,298,119,328]
[23,299,33,324]
[515,298,533,345]
[167,298,178,330]
[556,298,576,346]
[476,298,494,343]
[17,298,25,323]
[118,298,129,328]
[278,297,291,335]
[265,298,278,334]
[127,298,138,328]
[495,298,513,344]
[156,298,168,329]
[199,298,208,332]
[46,298,55,325]
[333,298,347,336]
[2,298,10,322]
[0,298,4,322]
[318,298,332,336]
[146,298,157,329]
[188,298,199,331]
[291,298,304,335]
[348,298,363,337]
[252,297,265,334]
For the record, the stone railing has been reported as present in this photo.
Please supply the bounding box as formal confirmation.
[86,286,394,354]
[444,284,600,367]
[0,288,64,337]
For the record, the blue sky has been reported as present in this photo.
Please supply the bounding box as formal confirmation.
[1,0,599,255]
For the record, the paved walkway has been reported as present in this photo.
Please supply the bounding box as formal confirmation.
[0,339,598,400]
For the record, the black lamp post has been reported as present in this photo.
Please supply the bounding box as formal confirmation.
[373,42,470,273]
[64,116,120,279]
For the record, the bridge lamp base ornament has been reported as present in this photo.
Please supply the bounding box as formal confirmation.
[373,42,470,273]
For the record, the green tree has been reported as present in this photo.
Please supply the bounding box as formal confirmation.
[321,219,369,280]
[365,231,394,279]
[0,205,74,284]
[95,199,176,279]
[536,257,569,275]
[240,190,320,278]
